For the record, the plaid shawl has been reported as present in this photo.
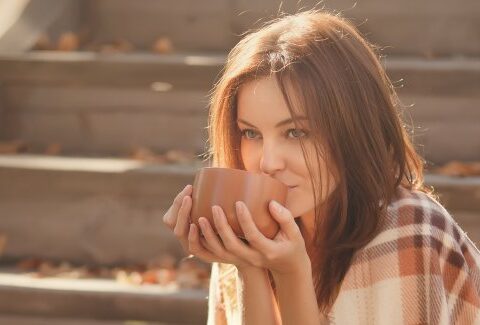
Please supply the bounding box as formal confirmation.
[207,186,480,324]
[328,186,480,324]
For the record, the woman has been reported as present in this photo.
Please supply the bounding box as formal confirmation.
[162,9,480,324]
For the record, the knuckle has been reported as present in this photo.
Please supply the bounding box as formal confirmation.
[162,214,174,227]
[173,226,184,237]
[174,194,184,206]
[173,196,181,206]
[265,252,277,262]
[163,221,174,230]
[221,237,234,250]
[244,233,259,244]
[164,220,175,230]
[179,198,191,215]
[252,257,263,268]
[221,250,235,261]
[162,213,169,224]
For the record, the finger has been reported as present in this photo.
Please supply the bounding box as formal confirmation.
[269,200,301,239]
[212,205,264,264]
[198,217,228,257]
[173,195,192,240]
[200,236,216,252]
[164,184,192,227]
[188,223,218,263]
[236,201,274,252]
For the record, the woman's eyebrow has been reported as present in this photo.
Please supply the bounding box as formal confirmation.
[237,117,308,129]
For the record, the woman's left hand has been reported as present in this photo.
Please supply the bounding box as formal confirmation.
[189,200,311,277]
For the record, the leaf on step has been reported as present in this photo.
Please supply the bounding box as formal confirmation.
[129,146,168,164]
[146,253,177,270]
[155,269,177,285]
[0,140,27,153]
[152,37,174,54]
[433,161,480,177]
[57,32,80,52]
[99,38,134,54]
[176,257,211,289]
[164,149,197,163]
[32,33,54,51]
[0,234,6,257]
[37,261,59,277]
[16,257,43,271]
[44,143,62,155]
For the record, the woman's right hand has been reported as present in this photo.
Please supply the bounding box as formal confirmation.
[162,184,195,255]
[162,184,262,272]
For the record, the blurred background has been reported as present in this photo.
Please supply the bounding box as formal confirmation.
[0,0,479,324]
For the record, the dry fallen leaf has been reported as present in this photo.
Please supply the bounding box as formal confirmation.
[146,254,176,270]
[16,257,43,271]
[45,143,62,155]
[176,269,201,289]
[57,32,80,51]
[129,271,143,285]
[152,37,174,54]
[155,269,177,285]
[37,261,59,277]
[164,149,197,163]
[421,48,437,60]
[11,254,209,289]
[32,33,54,51]
[433,161,480,177]
[115,270,131,284]
[0,234,6,257]
[57,265,90,279]
[129,147,168,164]
[0,140,27,154]
[176,257,210,289]
[99,39,134,54]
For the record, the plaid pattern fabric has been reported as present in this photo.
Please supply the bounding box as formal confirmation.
[207,186,480,324]
[329,186,480,324]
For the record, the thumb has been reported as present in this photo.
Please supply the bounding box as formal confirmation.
[269,200,300,239]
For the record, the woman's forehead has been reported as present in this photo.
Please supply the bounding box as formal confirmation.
[237,77,305,120]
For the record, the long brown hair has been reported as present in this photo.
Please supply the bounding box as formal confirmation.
[205,8,435,314]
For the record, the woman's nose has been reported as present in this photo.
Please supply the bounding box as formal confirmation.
[259,143,286,175]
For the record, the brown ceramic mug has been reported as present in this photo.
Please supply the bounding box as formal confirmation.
[190,167,288,240]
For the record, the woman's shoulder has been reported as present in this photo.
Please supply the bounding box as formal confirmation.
[329,186,480,324]
[344,185,480,288]
[369,185,478,254]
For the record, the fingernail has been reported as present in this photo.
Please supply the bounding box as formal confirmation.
[213,206,223,222]
[271,200,282,213]
[235,201,243,214]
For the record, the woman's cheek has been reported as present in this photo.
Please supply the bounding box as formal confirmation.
[240,142,260,170]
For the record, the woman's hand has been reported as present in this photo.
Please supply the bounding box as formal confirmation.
[162,184,255,270]
[189,199,311,277]
[162,184,195,255]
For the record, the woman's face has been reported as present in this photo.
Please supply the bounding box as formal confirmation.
[236,76,337,227]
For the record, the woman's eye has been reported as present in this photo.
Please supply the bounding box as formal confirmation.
[287,128,308,138]
[240,129,259,139]
[239,128,308,140]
